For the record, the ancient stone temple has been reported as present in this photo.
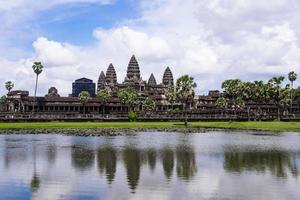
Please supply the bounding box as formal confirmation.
[3,54,298,122]
[148,74,157,86]
[105,63,117,86]
[124,55,142,84]
[97,71,106,91]
[162,67,174,87]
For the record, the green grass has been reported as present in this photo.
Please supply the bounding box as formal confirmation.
[0,121,299,132]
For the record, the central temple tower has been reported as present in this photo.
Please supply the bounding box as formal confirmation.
[124,55,141,84]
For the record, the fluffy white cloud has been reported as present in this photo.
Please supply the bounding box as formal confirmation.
[1,0,300,96]
[33,37,78,67]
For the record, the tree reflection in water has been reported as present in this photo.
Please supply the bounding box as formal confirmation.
[97,146,117,184]
[71,145,95,171]
[224,149,300,178]
[123,147,142,193]
[69,143,197,193]
[46,144,57,166]
[161,148,174,180]
[147,148,157,172]
[176,146,197,181]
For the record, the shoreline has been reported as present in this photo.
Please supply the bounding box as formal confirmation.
[0,121,299,136]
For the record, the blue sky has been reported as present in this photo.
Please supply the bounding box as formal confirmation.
[1,0,300,96]
[31,0,139,45]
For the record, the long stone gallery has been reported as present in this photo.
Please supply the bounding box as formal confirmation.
[2,55,299,121]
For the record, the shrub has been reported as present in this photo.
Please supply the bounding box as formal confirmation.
[128,111,138,122]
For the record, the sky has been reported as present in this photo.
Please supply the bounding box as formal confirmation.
[1,0,300,96]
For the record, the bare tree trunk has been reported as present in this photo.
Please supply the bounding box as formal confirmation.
[290,81,294,114]
[277,107,281,121]
[33,75,38,114]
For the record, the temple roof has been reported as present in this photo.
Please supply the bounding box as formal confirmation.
[97,71,106,90]
[148,73,157,85]
[162,67,174,86]
[105,64,117,85]
[124,55,141,82]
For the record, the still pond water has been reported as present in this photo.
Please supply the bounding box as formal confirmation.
[0,131,300,200]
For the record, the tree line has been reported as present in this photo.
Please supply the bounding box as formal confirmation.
[216,71,298,121]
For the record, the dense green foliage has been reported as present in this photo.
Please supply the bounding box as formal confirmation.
[128,111,138,122]
[118,87,138,111]
[218,73,294,121]
[142,97,155,112]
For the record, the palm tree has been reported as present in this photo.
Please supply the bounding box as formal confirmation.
[175,75,197,127]
[79,91,90,114]
[5,81,14,93]
[215,97,227,117]
[143,97,156,116]
[240,81,254,121]
[268,76,290,120]
[165,86,176,110]
[32,62,44,113]
[221,79,243,118]
[288,71,297,113]
[117,87,138,112]
[97,87,111,115]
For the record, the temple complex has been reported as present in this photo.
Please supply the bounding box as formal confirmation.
[1,55,300,121]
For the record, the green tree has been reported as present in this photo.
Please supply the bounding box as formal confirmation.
[215,97,227,116]
[32,62,44,113]
[5,81,14,93]
[221,79,243,117]
[176,75,197,127]
[79,91,90,114]
[0,95,7,111]
[240,81,254,121]
[221,79,243,100]
[251,81,271,120]
[268,76,291,120]
[117,87,138,112]
[97,87,111,115]
[288,71,297,112]
[165,86,176,110]
[143,97,155,115]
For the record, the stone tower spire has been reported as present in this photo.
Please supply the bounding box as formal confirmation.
[124,55,141,83]
[97,71,106,90]
[105,63,117,86]
[148,73,157,85]
[162,67,174,86]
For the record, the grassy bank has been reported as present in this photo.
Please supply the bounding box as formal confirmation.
[0,121,299,132]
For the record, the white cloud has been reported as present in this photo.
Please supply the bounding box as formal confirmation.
[33,37,78,67]
[2,0,300,96]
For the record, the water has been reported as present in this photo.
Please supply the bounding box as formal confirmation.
[0,131,300,200]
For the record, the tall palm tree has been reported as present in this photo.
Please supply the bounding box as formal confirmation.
[165,86,176,110]
[268,76,290,120]
[176,75,197,127]
[32,62,44,113]
[97,87,111,115]
[288,71,297,113]
[5,81,14,93]
[79,91,90,114]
